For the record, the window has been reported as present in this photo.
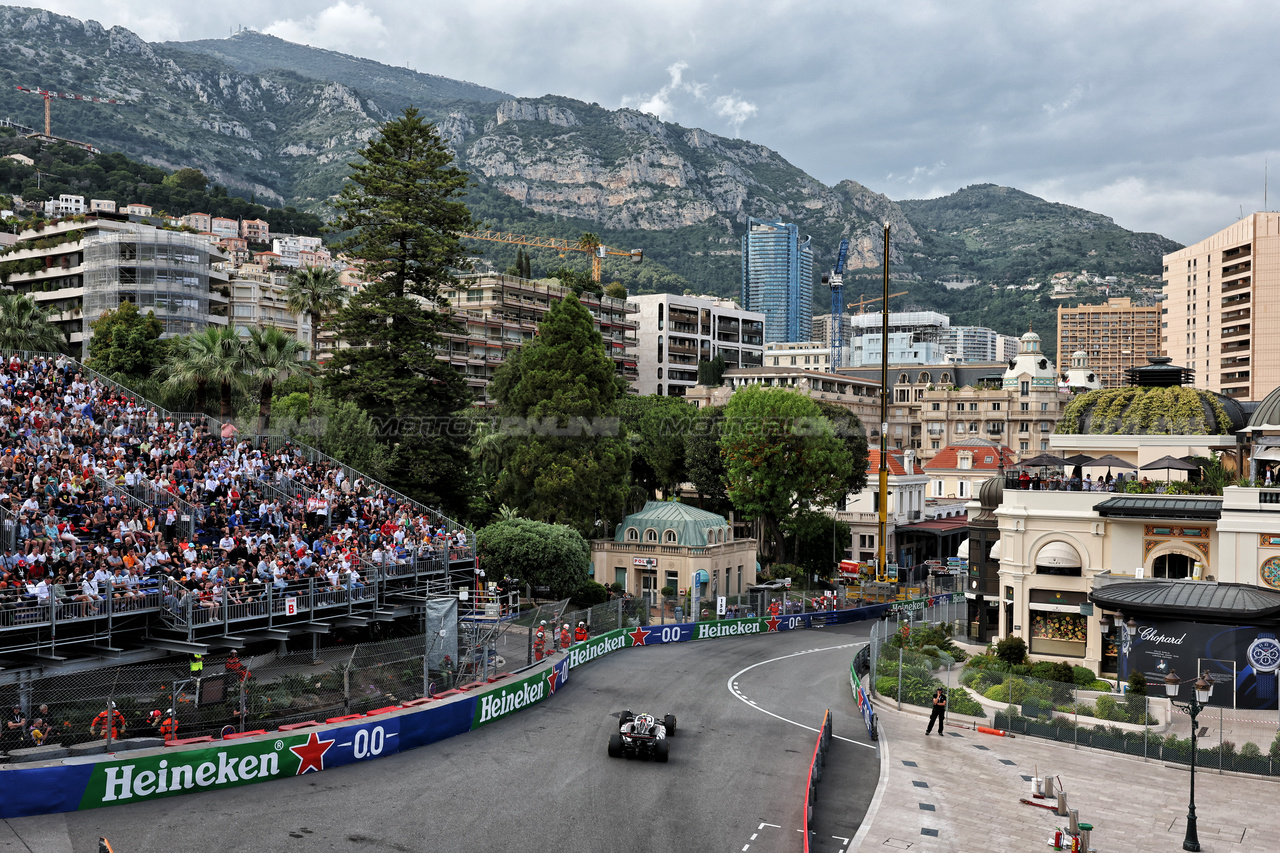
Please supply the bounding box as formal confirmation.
[1020,402,1029,412]
[626,528,639,541]
[958,455,972,470]
[931,402,941,411]
[970,421,979,432]
[958,480,970,498]
[941,373,951,384]
[984,456,993,464]
[1020,441,1029,451]
[656,384,663,395]
[1020,381,1030,396]
[645,528,658,542]
[1019,422,1029,433]
[791,356,796,366]
[657,335,664,363]
[918,372,930,383]
[931,441,940,449]
[956,403,965,412]
[1041,402,1049,411]
[657,303,664,331]
[969,403,978,411]
[859,534,875,549]
[663,529,677,544]
[657,368,663,379]
[899,373,909,384]
[1040,422,1052,432]
[991,402,1001,411]
[932,480,945,497]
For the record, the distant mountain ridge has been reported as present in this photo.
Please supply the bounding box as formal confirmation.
[0,7,1180,327]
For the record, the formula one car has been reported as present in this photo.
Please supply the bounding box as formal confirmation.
[608,709,677,762]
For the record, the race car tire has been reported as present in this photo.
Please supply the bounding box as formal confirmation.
[654,740,669,763]
[619,710,634,726]
[607,734,624,758]
[663,714,677,735]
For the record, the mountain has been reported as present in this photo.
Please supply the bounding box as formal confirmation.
[0,7,1180,340]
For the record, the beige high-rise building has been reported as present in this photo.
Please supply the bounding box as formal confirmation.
[1056,297,1162,389]
[1162,212,1280,400]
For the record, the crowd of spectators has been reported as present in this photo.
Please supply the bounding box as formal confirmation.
[1011,469,1136,492]
[0,353,472,627]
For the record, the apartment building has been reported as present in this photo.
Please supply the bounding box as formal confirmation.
[763,341,833,371]
[272,235,327,268]
[222,263,312,350]
[182,212,212,232]
[1056,297,1162,389]
[0,214,229,355]
[210,217,238,240]
[240,219,270,245]
[89,199,116,214]
[42,194,86,217]
[940,325,1021,364]
[439,273,639,405]
[630,293,764,397]
[741,218,813,344]
[813,311,950,367]
[684,366,880,424]
[1162,212,1280,399]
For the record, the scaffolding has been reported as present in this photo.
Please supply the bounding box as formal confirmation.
[81,227,227,353]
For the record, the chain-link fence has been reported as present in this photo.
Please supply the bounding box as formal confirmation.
[0,623,479,757]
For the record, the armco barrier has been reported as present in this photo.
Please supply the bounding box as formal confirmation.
[849,659,879,741]
[0,598,937,818]
[803,710,832,853]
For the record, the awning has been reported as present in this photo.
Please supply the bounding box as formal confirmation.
[1091,581,1280,621]
[1094,496,1222,521]
[1035,541,1082,568]
[988,539,1002,561]
[693,569,709,585]
[955,539,970,560]
[1254,447,1280,463]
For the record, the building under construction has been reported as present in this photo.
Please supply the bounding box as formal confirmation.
[813,311,950,367]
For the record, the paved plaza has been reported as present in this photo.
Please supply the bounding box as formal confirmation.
[853,696,1277,852]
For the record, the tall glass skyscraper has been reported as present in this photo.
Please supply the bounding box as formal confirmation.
[741,218,814,344]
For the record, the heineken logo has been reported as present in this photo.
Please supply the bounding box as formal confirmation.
[475,678,547,726]
[695,620,763,640]
[99,746,284,803]
[566,632,625,668]
[290,732,335,774]
[628,625,651,646]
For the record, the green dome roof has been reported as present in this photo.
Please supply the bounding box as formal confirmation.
[616,501,732,546]
[1056,385,1247,436]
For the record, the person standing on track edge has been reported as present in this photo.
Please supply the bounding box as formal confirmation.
[925,688,947,735]
[559,623,571,652]
[533,625,547,661]
[574,621,589,644]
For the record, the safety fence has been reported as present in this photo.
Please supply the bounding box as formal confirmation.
[802,709,832,853]
[0,612,462,755]
[849,650,878,741]
[0,593,930,817]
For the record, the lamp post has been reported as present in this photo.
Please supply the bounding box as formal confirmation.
[1164,670,1213,852]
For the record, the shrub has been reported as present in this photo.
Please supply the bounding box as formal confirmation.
[875,676,899,698]
[1095,695,1119,721]
[1071,666,1097,686]
[1126,670,1148,696]
[947,688,985,718]
[995,636,1027,667]
[1241,742,1262,758]
[1087,680,1114,692]
[1029,661,1058,681]
[966,653,1001,671]
[985,678,1028,704]
[1271,732,1280,760]
[1022,697,1049,718]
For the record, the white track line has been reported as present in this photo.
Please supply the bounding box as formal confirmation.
[727,642,875,749]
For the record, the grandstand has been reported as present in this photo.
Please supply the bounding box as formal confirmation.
[0,350,478,672]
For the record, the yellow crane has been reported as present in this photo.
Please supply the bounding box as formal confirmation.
[460,230,642,282]
[847,290,908,314]
[16,86,123,138]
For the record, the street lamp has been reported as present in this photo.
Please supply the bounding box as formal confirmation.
[1164,670,1214,852]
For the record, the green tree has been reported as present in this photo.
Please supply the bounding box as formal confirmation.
[242,326,307,435]
[323,107,475,512]
[162,326,245,418]
[697,353,727,386]
[272,391,390,481]
[815,401,870,495]
[0,291,66,352]
[785,509,851,579]
[85,301,166,383]
[488,292,630,538]
[685,404,729,511]
[476,517,591,600]
[603,282,627,299]
[619,395,696,500]
[285,266,345,360]
[719,387,853,565]
[162,167,209,192]
[551,266,601,297]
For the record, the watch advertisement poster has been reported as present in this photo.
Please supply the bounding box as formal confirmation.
[1118,618,1280,710]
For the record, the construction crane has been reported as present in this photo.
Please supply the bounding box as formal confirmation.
[460,230,642,282]
[820,238,849,369]
[16,86,123,139]
[847,290,908,315]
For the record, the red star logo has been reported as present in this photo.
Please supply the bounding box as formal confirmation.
[765,616,781,632]
[289,731,335,775]
[546,667,560,694]
[629,625,651,646]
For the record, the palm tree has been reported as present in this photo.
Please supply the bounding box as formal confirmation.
[285,266,346,360]
[162,326,245,418]
[243,326,307,435]
[0,291,67,353]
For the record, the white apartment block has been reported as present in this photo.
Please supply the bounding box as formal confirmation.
[272,235,325,268]
[630,294,764,397]
[764,341,833,371]
[43,194,85,217]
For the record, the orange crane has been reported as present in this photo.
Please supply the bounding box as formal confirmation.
[847,290,908,314]
[15,86,123,138]
[460,230,642,282]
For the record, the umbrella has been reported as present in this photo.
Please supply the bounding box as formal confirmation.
[1062,453,1096,467]
[1019,453,1067,468]
[1139,455,1200,473]
[1083,454,1137,470]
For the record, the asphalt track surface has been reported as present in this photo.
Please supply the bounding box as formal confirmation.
[5,621,880,853]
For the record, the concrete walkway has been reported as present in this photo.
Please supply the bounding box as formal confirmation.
[852,697,1277,852]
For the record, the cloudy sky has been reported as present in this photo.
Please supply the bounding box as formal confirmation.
[21,0,1280,244]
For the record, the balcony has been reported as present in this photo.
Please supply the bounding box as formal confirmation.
[1221,277,1251,294]
[1222,323,1251,340]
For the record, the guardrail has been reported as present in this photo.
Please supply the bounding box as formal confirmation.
[803,709,832,853]
[849,652,878,741]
